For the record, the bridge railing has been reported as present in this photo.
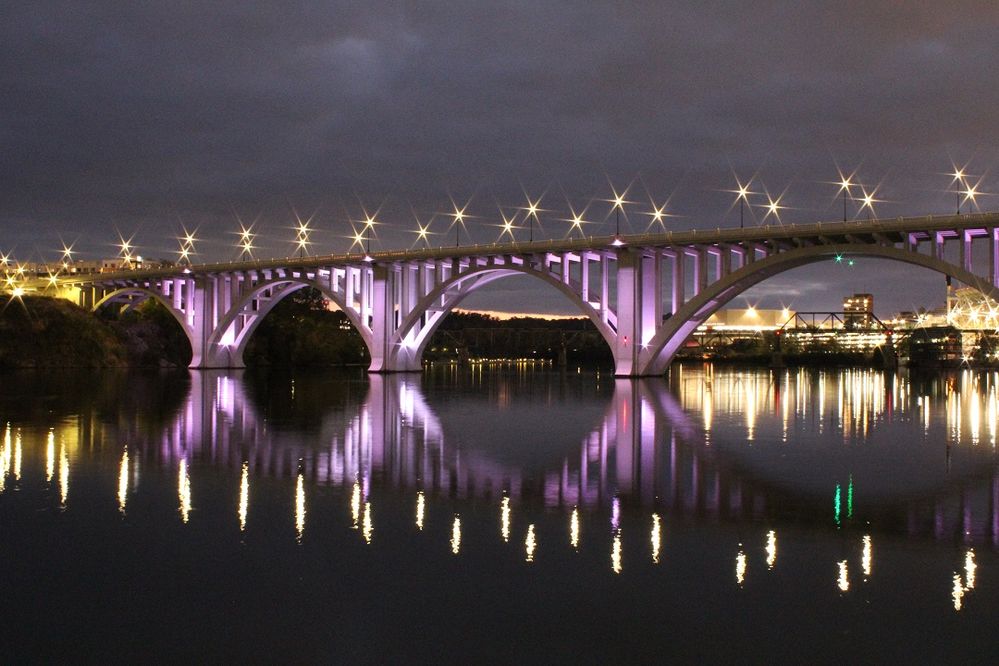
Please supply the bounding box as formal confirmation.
[16,210,999,289]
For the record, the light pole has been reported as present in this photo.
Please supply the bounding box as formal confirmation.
[364,217,374,254]
[838,177,853,222]
[522,196,542,243]
[732,177,752,229]
[452,209,464,247]
[953,169,965,215]
[737,185,750,228]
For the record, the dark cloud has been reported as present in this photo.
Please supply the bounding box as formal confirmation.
[3,1,998,314]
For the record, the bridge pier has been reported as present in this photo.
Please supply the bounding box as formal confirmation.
[612,249,663,377]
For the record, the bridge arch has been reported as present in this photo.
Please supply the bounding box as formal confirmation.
[92,287,197,360]
[206,276,374,368]
[640,243,999,375]
[384,264,618,371]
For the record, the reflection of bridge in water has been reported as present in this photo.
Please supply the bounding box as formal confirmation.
[90,368,999,546]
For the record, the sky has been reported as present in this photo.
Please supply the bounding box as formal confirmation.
[3,1,999,316]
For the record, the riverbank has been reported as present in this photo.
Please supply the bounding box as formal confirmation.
[0,295,188,368]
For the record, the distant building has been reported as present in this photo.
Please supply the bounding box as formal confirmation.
[843,293,874,329]
[700,307,792,332]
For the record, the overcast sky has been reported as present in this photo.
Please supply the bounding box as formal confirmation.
[3,2,999,315]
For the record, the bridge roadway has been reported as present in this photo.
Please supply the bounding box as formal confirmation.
[19,211,999,376]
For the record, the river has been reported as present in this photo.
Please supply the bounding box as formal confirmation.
[0,364,997,661]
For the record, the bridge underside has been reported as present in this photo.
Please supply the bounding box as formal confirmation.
[45,214,999,376]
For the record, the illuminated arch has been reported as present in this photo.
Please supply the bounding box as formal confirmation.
[208,277,374,366]
[386,264,618,371]
[92,287,196,355]
[641,244,999,375]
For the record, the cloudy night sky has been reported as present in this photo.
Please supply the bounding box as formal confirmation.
[3,2,999,316]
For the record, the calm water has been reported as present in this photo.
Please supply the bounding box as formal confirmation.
[1,364,998,662]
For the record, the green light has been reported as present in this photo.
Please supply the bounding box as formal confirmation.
[848,259,855,267]
[847,475,854,519]
[834,484,842,526]
[835,254,843,263]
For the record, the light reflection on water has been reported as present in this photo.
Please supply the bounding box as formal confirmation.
[2,364,999,659]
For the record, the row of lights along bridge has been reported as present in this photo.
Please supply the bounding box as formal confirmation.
[0,167,990,282]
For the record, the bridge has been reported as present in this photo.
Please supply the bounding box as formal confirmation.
[16,212,999,376]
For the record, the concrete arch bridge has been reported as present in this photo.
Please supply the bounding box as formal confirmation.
[35,212,999,376]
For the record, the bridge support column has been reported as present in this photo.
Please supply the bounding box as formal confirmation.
[992,228,999,288]
[189,277,243,369]
[368,265,421,373]
[671,252,685,315]
[613,250,660,377]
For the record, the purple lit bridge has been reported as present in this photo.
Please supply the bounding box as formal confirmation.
[39,212,999,376]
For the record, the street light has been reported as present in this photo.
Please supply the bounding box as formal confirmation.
[293,219,312,258]
[520,194,544,243]
[450,206,466,247]
[952,168,966,215]
[117,232,136,269]
[411,221,432,248]
[236,224,256,260]
[643,202,670,232]
[59,242,75,270]
[363,215,376,254]
[760,194,784,224]
[176,226,198,266]
[962,183,979,211]
[837,175,854,222]
[859,188,877,220]
[605,182,632,244]
[498,210,518,243]
[732,176,753,229]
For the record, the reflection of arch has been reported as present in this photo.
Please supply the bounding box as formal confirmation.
[642,244,999,375]
[208,277,374,367]
[388,265,617,371]
[93,287,195,354]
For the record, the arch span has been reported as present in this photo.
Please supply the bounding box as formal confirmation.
[640,244,999,376]
[383,264,618,372]
[93,287,197,357]
[205,277,375,369]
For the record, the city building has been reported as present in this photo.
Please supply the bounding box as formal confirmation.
[843,293,874,329]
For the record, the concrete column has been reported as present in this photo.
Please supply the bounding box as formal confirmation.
[991,228,999,288]
[613,249,639,376]
[961,230,973,272]
[614,249,660,376]
[932,232,944,260]
[368,265,420,373]
[600,255,610,324]
[368,264,393,372]
[345,267,356,312]
[671,251,685,314]
[641,252,660,344]
[695,248,708,295]
[401,264,417,328]
[173,278,183,311]
[189,277,238,369]
[581,254,590,302]
[718,246,732,279]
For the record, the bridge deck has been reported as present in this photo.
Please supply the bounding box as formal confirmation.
[33,210,999,287]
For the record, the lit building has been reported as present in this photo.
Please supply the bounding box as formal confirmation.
[843,293,874,329]
[947,287,999,331]
[700,307,793,332]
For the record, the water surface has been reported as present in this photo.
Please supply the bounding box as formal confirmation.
[1,364,997,662]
